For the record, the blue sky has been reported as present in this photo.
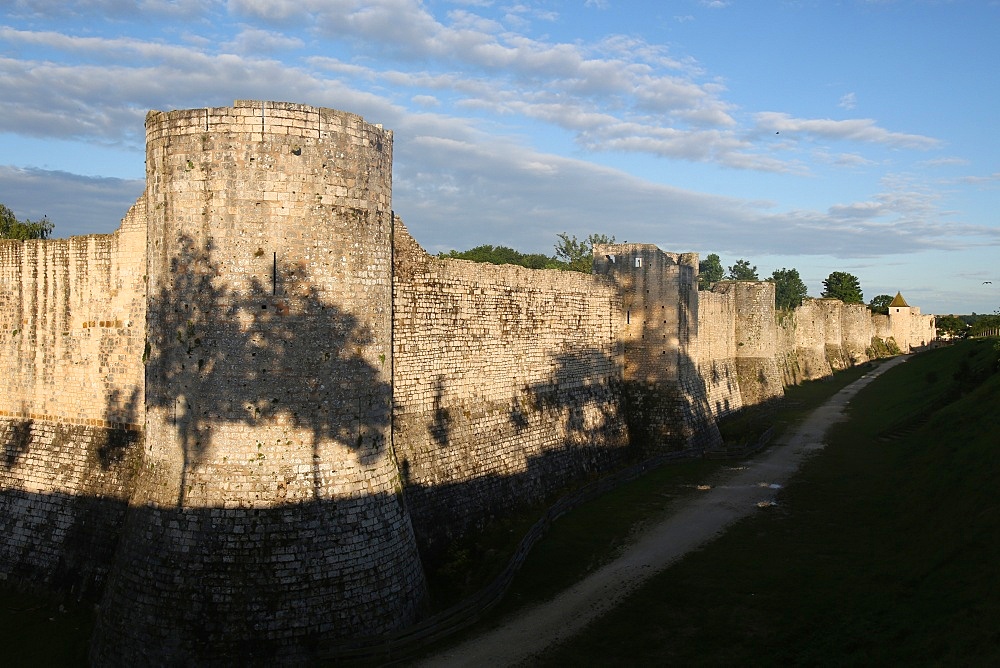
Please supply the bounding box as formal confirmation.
[1,0,998,315]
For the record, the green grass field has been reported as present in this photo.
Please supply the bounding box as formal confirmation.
[537,339,1000,665]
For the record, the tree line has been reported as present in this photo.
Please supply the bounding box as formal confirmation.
[697,253,876,312]
[439,235,886,313]
[437,233,617,274]
[0,204,53,240]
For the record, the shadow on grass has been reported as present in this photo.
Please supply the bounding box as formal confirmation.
[415,359,883,659]
[535,341,1000,665]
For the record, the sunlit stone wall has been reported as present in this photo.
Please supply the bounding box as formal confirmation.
[393,222,629,552]
[593,244,721,452]
[0,201,146,596]
[695,288,745,419]
[93,101,426,665]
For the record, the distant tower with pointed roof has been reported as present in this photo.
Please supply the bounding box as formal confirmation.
[888,291,935,353]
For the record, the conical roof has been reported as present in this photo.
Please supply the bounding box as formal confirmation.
[888,292,909,308]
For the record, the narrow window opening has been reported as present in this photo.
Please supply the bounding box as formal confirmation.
[626,310,630,324]
[272,252,277,295]
[635,257,642,268]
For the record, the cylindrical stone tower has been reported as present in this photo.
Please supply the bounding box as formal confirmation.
[92,101,426,664]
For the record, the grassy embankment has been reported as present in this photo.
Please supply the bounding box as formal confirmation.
[421,356,878,640]
[537,338,1000,665]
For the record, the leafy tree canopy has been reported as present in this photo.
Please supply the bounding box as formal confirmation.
[439,233,618,273]
[822,271,864,304]
[969,313,1000,337]
[438,244,557,270]
[769,267,809,310]
[726,259,759,281]
[868,294,894,315]
[554,232,617,273]
[935,314,968,338]
[0,203,53,240]
[698,253,724,290]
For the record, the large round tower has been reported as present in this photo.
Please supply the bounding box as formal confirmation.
[92,101,426,664]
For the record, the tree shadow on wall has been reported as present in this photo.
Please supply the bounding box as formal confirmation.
[521,348,628,451]
[144,234,391,507]
[97,387,142,471]
[2,420,32,470]
[409,347,631,562]
[429,376,451,447]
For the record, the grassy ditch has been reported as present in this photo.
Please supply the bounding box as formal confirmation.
[538,339,1000,665]
[496,361,876,616]
[0,585,91,666]
[420,359,877,647]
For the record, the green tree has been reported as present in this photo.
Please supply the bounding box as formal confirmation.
[769,267,809,310]
[868,294,893,315]
[822,271,863,304]
[726,259,758,281]
[0,203,53,240]
[969,313,1000,337]
[554,233,616,273]
[438,244,559,270]
[698,253,724,290]
[935,314,968,339]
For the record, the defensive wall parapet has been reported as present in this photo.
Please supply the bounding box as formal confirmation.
[719,281,784,406]
[0,198,146,599]
[593,244,720,451]
[394,224,630,554]
[842,303,874,365]
[0,100,934,662]
[693,288,743,419]
[774,299,832,385]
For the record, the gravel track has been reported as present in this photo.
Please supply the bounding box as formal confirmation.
[420,356,907,667]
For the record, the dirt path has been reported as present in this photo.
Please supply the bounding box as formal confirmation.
[420,357,907,667]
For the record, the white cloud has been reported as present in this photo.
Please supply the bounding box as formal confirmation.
[7,0,208,20]
[411,94,440,107]
[754,112,940,149]
[224,27,304,54]
[838,92,857,110]
[961,172,1000,187]
[919,157,970,168]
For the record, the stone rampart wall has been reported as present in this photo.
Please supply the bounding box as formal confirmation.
[0,201,146,427]
[728,282,784,406]
[393,223,629,552]
[774,300,832,385]
[0,420,142,598]
[0,100,933,662]
[592,245,720,451]
[0,200,147,598]
[842,303,874,365]
[694,289,744,418]
[911,311,936,349]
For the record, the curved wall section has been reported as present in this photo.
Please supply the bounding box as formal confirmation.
[93,101,426,664]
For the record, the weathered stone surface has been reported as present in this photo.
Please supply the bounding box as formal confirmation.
[0,100,936,662]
